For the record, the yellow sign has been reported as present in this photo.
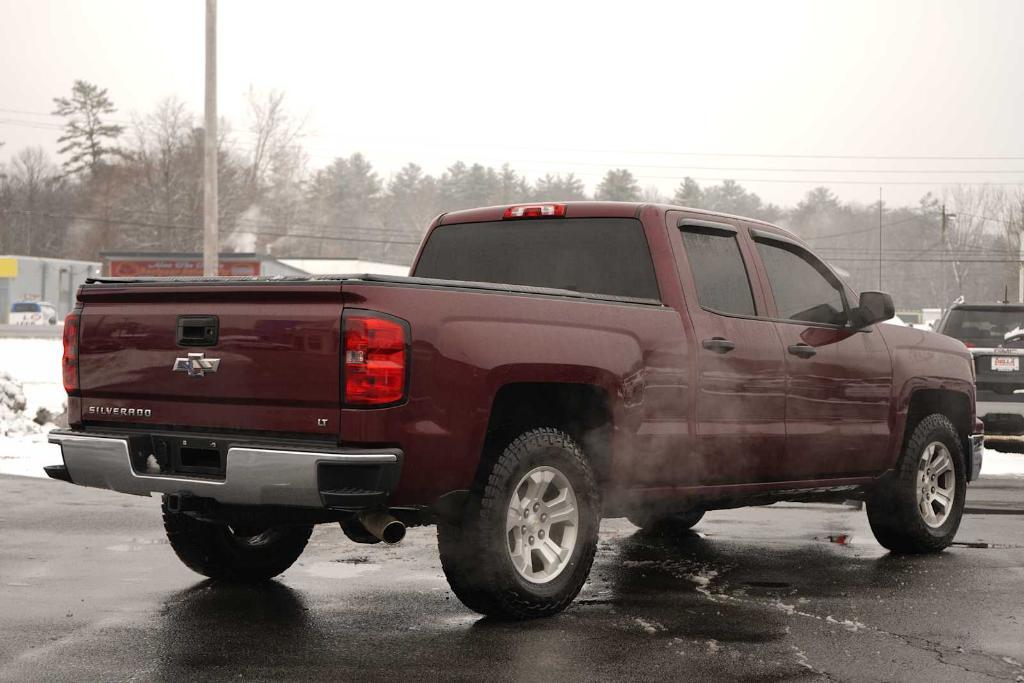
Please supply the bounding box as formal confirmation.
[0,258,17,278]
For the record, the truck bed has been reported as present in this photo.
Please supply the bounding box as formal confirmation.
[82,273,662,305]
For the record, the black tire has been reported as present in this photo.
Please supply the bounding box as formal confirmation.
[628,509,705,536]
[163,502,313,582]
[866,413,967,554]
[437,427,600,620]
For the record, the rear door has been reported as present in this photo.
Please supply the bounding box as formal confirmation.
[667,212,788,485]
[748,229,893,479]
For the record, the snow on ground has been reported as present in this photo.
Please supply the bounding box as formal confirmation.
[0,337,65,416]
[981,449,1024,478]
[0,337,65,477]
[0,435,61,477]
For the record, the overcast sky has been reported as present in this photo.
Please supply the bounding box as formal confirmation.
[2,0,1023,207]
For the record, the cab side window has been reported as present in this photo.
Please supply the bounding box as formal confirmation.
[755,238,848,326]
[679,226,756,317]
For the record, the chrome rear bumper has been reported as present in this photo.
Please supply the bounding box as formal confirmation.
[47,430,401,509]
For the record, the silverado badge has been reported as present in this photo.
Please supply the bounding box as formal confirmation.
[172,352,221,377]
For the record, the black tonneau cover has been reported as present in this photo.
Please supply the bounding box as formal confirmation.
[82,274,663,307]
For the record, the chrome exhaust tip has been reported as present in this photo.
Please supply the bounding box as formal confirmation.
[358,511,406,544]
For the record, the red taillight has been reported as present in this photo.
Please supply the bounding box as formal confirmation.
[343,313,408,406]
[503,204,566,219]
[963,341,975,348]
[62,311,81,394]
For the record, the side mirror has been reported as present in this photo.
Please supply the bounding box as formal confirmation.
[849,291,895,329]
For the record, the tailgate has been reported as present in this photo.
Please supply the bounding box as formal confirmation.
[75,282,344,436]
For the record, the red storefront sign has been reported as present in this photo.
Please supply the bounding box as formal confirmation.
[108,259,261,278]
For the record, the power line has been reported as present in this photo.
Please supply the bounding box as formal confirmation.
[0,208,422,246]
[42,204,421,239]
[8,109,1024,175]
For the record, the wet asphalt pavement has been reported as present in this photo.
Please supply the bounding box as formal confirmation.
[1,474,1023,682]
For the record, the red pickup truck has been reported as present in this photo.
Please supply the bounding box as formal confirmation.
[47,201,983,619]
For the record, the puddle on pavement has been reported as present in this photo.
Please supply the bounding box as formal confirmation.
[106,538,168,552]
[304,560,381,579]
[577,597,615,606]
[811,534,853,546]
[951,540,1024,550]
[742,580,792,589]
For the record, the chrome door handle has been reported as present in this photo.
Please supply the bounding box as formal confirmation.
[702,337,736,354]
[788,343,817,358]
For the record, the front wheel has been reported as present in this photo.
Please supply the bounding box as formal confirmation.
[866,413,966,554]
[163,500,313,581]
[437,427,600,619]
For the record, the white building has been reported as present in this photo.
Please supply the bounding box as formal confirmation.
[0,255,101,324]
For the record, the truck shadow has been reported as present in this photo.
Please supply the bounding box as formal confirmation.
[153,580,321,675]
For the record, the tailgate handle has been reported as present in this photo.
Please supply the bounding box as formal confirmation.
[177,316,219,346]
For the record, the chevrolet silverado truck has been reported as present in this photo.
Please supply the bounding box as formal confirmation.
[46,201,983,619]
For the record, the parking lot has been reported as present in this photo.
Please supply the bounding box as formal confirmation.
[2,472,1022,682]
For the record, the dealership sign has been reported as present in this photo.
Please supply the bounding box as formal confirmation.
[107,259,260,277]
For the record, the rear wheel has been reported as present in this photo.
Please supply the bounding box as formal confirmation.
[866,414,966,554]
[628,509,705,536]
[163,499,313,581]
[437,428,600,619]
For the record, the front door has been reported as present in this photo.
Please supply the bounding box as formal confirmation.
[749,230,893,480]
[668,213,788,485]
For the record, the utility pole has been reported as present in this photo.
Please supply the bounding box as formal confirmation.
[203,0,218,277]
[1019,224,1023,302]
[878,187,883,290]
[941,204,958,307]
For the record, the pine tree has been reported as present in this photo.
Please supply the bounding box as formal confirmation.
[594,168,640,201]
[496,163,531,203]
[673,177,703,207]
[534,173,587,201]
[52,80,124,175]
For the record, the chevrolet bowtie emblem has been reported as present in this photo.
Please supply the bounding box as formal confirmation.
[172,352,221,377]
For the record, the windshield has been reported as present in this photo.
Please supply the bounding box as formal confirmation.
[11,303,41,313]
[941,308,1024,346]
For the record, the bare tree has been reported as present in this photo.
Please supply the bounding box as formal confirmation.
[944,185,1006,297]
[129,97,195,236]
[1003,188,1024,300]
[244,88,306,196]
[2,147,66,255]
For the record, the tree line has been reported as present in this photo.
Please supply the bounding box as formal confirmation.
[1,80,1023,310]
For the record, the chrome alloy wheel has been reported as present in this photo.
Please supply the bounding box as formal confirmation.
[917,441,956,528]
[506,465,579,584]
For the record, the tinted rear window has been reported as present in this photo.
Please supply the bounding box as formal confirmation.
[11,303,40,313]
[679,228,756,316]
[413,218,660,300]
[941,308,1024,346]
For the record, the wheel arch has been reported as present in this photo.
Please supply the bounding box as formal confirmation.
[900,388,974,477]
[478,381,615,488]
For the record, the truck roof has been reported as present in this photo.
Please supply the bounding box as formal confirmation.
[949,302,1024,310]
[438,201,798,239]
